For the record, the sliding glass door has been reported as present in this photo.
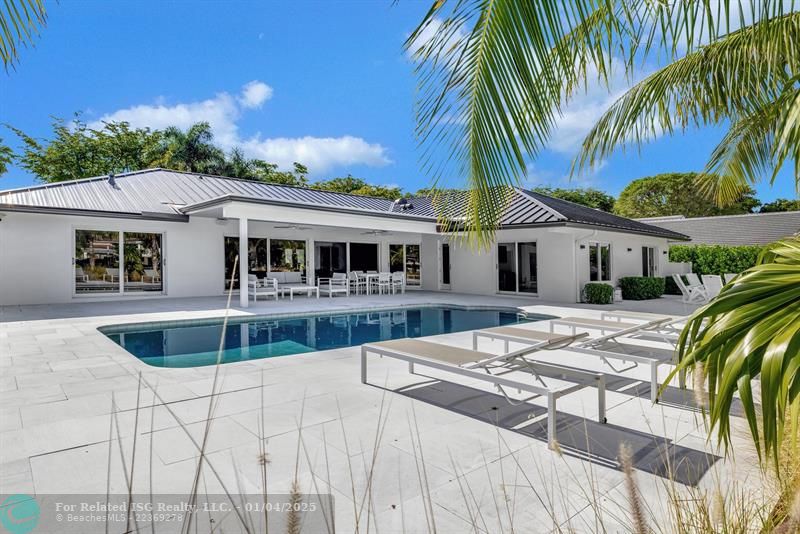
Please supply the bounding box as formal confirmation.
[74,230,163,295]
[314,241,347,279]
[75,230,120,294]
[389,244,421,287]
[349,242,379,272]
[497,241,538,294]
[642,246,656,277]
[270,240,306,275]
[224,237,268,289]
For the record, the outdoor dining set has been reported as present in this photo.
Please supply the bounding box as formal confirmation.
[247,270,406,301]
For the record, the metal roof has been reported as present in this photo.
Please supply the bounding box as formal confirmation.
[638,211,800,245]
[0,168,686,239]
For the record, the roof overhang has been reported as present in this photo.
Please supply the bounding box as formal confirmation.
[187,196,440,234]
[0,204,190,222]
[437,220,690,240]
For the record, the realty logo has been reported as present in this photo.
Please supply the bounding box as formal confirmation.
[0,495,39,534]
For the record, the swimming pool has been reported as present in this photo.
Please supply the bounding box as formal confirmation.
[103,306,552,368]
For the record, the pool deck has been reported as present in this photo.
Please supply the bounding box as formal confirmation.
[0,292,761,532]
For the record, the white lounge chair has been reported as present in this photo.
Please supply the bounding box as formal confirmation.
[549,316,680,346]
[75,266,88,282]
[103,267,127,283]
[144,269,161,283]
[672,274,709,304]
[723,273,738,285]
[319,273,350,298]
[474,323,686,403]
[685,273,704,288]
[702,274,724,299]
[248,275,278,302]
[361,335,605,448]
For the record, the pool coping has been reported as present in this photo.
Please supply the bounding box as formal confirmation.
[97,302,556,334]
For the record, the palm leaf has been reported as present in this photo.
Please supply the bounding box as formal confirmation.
[667,236,800,468]
[1,0,47,70]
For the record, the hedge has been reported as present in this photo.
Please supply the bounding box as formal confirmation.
[619,277,665,300]
[669,244,763,275]
[583,283,614,304]
[664,275,682,295]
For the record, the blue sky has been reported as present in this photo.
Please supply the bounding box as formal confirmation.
[0,0,794,202]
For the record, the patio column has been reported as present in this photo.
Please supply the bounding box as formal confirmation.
[239,217,249,308]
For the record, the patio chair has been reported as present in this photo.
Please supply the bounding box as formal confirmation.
[685,273,704,288]
[473,324,684,403]
[372,272,392,295]
[248,274,278,302]
[75,266,88,282]
[319,273,350,298]
[361,333,605,449]
[723,273,738,285]
[549,316,681,346]
[103,267,128,283]
[391,271,405,294]
[143,269,161,283]
[702,274,724,299]
[349,271,366,295]
[672,274,709,304]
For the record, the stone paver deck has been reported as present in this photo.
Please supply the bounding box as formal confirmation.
[0,292,759,532]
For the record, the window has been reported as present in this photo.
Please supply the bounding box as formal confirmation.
[589,242,612,281]
[123,233,163,293]
[270,240,306,274]
[517,242,537,293]
[75,230,120,294]
[315,241,347,279]
[349,242,379,272]
[389,244,421,287]
[224,237,268,289]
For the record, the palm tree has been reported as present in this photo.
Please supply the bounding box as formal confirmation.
[160,122,226,174]
[409,0,799,467]
[1,0,47,69]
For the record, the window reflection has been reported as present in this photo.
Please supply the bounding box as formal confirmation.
[75,230,120,293]
[123,232,163,292]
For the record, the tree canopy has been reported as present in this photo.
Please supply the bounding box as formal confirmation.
[759,198,800,213]
[530,187,615,212]
[0,138,13,176]
[312,175,402,200]
[614,173,760,219]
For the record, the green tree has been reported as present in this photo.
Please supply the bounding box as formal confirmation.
[0,137,13,176]
[411,1,800,473]
[1,0,47,69]
[10,117,165,182]
[760,198,800,213]
[614,173,760,219]
[313,175,402,200]
[160,122,226,174]
[531,187,615,212]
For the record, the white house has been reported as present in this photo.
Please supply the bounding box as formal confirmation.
[0,168,687,306]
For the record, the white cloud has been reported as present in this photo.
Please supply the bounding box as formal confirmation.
[405,16,467,63]
[88,81,390,173]
[241,135,391,170]
[238,80,272,109]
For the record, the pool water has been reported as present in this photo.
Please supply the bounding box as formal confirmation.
[103,306,551,368]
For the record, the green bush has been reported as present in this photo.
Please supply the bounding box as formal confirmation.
[583,283,614,304]
[664,275,683,295]
[619,277,665,300]
[669,244,763,275]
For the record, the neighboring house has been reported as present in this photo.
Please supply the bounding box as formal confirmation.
[638,212,800,246]
[0,168,687,305]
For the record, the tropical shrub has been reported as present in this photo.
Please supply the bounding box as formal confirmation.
[583,283,614,304]
[671,236,800,468]
[619,277,665,300]
[669,244,763,275]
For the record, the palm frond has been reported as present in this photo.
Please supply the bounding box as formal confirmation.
[0,0,47,70]
[667,236,800,468]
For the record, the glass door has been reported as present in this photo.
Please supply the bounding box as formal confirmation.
[314,241,347,279]
[497,243,516,292]
[516,242,537,293]
[389,244,422,287]
[439,242,451,289]
[642,246,657,277]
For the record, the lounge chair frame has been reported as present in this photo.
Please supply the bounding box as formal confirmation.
[361,337,605,448]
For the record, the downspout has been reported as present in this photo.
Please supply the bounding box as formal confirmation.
[573,229,598,302]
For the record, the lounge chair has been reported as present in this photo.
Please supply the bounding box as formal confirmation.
[549,316,680,346]
[672,274,709,304]
[685,273,704,288]
[143,269,161,283]
[319,273,350,298]
[248,275,278,302]
[103,267,127,283]
[474,324,686,403]
[361,336,606,448]
[75,266,88,282]
[600,310,677,323]
[702,274,724,299]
